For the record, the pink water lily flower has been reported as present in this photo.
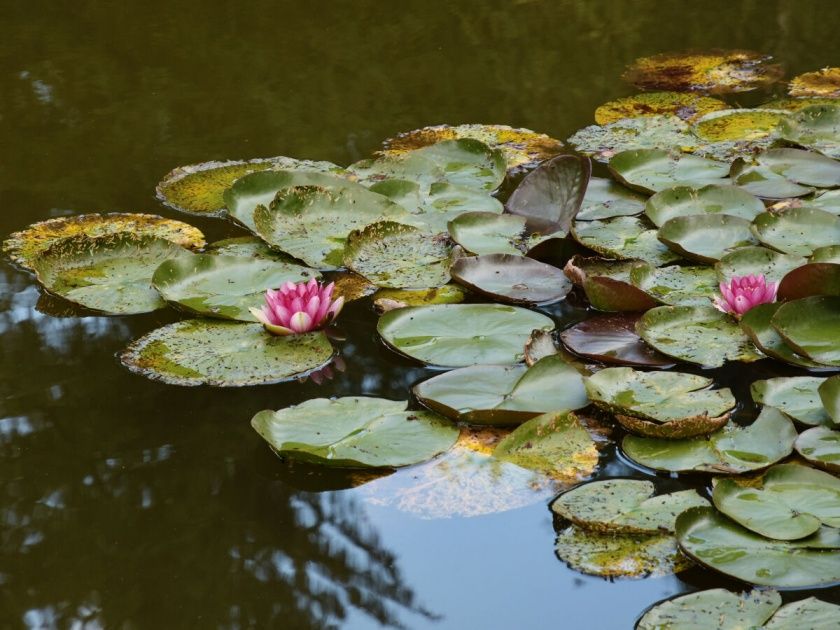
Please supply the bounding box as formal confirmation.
[713,274,777,317]
[250,278,344,335]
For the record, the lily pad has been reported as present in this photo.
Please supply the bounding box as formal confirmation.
[594,91,728,125]
[450,254,571,305]
[789,68,840,98]
[576,177,647,221]
[609,149,730,194]
[571,216,682,266]
[636,588,783,630]
[637,305,763,368]
[379,124,564,173]
[819,376,840,424]
[739,303,826,369]
[251,182,409,268]
[152,252,318,321]
[752,148,840,187]
[762,96,840,112]
[155,156,342,217]
[555,525,691,578]
[645,185,765,227]
[731,159,815,199]
[692,109,787,142]
[505,154,591,231]
[751,377,831,426]
[568,116,696,163]
[250,397,458,469]
[206,236,295,262]
[795,427,840,474]
[630,262,719,306]
[377,303,554,367]
[2,212,205,271]
[763,597,840,629]
[586,367,735,424]
[658,214,759,263]
[552,479,709,534]
[622,50,783,94]
[120,320,335,386]
[622,406,797,474]
[559,313,675,367]
[716,247,807,284]
[342,221,453,289]
[413,356,588,425]
[779,104,840,159]
[675,506,840,588]
[330,270,377,302]
[493,411,600,481]
[712,464,840,540]
[31,234,190,314]
[372,285,466,313]
[810,244,840,262]
[564,257,660,312]
[772,296,840,366]
[778,262,840,300]
[447,212,563,256]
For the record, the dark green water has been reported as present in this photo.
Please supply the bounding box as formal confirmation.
[2,1,840,628]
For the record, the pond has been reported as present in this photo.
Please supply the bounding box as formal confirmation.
[2,1,840,628]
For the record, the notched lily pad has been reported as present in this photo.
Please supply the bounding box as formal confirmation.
[779,104,840,159]
[155,156,342,216]
[819,375,840,424]
[571,216,682,267]
[676,506,840,588]
[568,116,696,163]
[739,303,826,369]
[577,177,647,221]
[716,247,807,285]
[778,261,840,300]
[659,214,759,263]
[636,589,784,630]
[789,67,840,98]
[120,320,335,386]
[2,212,205,271]
[637,305,763,368]
[206,236,296,263]
[377,303,554,367]
[563,256,660,312]
[447,211,564,256]
[771,296,840,366]
[622,50,783,94]
[372,285,466,313]
[559,313,675,367]
[31,233,190,315]
[752,208,840,257]
[645,184,764,227]
[552,478,709,534]
[251,397,458,468]
[622,406,797,474]
[751,377,831,426]
[795,426,840,474]
[630,262,719,306]
[609,149,730,194]
[594,91,728,125]
[450,254,571,305]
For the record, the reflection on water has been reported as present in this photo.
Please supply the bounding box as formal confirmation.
[4,0,840,627]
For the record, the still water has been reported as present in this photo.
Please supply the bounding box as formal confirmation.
[2,1,840,628]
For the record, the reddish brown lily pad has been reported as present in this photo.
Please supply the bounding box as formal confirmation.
[559,313,675,367]
[777,262,840,300]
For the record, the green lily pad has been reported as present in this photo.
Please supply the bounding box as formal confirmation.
[789,68,840,98]
[493,411,600,481]
[779,104,840,159]
[555,525,691,578]
[712,464,840,540]
[778,262,840,300]
[379,124,564,173]
[2,212,205,272]
[752,148,840,187]
[564,257,660,312]
[763,597,840,629]
[447,212,563,256]
[586,367,735,424]
[819,376,840,424]
[120,320,335,386]
[637,305,763,368]
[795,427,840,474]
[505,154,591,231]
[342,221,453,289]
[659,214,759,263]
[206,236,295,262]
[251,183,409,268]
[751,208,840,257]
[372,285,467,313]
[568,116,696,163]
[622,50,783,94]
[30,234,190,314]
[413,356,588,425]
[810,245,840,263]
[645,185,765,227]
[731,159,815,199]
[772,296,840,366]
[690,109,788,162]
[576,177,647,221]
[450,254,571,304]
[251,397,458,468]
[594,91,728,124]
[571,216,682,266]
[675,506,840,588]
[739,303,826,369]
[155,156,343,217]
[377,303,554,367]
[630,262,719,306]
[716,247,807,284]
[751,377,831,426]
[552,479,709,534]
[152,253,318,321]
[636,588,783,630]
[622,406,797,474]
[609,149,730,194]
[559,313,675,367]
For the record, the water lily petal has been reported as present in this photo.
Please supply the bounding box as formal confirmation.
[289,311,314,333]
